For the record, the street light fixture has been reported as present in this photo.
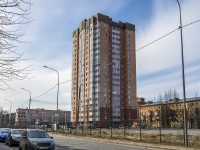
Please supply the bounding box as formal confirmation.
[43,65,59,130]
[176,0,188,147]
[21,88,31,128]
[4,99,12,125]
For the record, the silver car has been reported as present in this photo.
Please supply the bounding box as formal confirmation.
[18,129,55,150]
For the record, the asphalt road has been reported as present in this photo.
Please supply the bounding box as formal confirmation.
[51,135,165,150]
[0,136,168,150]
[0,142,70,150]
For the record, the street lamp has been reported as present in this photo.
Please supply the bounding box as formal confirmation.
[21,88,31,128]
[176,0,188,147]
[43,65,59,130]
[4,99,12,125]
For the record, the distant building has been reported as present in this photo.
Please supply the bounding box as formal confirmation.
[15,108,71,127]
[139,97,200,129]
[71,13,137,127]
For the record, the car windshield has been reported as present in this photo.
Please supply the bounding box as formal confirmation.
[1,130,9,134]
[11,130,24,135]
[28,131,49,138]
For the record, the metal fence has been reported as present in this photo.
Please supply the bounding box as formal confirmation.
[55,126,200,148]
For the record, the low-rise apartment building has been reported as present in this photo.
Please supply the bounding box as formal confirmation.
[15,108,71,127]
[139,97,200,129]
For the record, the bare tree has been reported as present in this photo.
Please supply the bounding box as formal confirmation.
[0,0,32,90]
[194,92,198,98]
[158,89,180,102]
[167,88,173,99]
[173,89,179,99]
[163,91,168,102]
[158,92,163,102]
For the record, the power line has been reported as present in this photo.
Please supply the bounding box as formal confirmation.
[32,84,57,100]
[182,19,200,28]
[136,28,179,52]
[59,79,71,85]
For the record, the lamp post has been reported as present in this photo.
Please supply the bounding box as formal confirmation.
[176,0,188,147]
[21,88,31,128]
[43,65,59,130]
[4,99,12,126]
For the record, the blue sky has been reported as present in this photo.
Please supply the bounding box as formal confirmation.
[1,0,200,112]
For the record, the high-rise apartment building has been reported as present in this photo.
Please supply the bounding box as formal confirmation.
[71,13,137,127]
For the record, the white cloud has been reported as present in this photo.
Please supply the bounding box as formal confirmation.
[136,0,200,100]
[1,0,199,112]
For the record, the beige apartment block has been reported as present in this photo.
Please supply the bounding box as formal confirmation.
[15,108,71,126]
[71,13,137,127]
[139,97,200,129]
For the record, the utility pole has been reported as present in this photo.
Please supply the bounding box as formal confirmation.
[21,88,32,128]
[176,0,188,147]
[44,66,59,130]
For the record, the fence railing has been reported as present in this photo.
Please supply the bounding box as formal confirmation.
[53,127,200,148]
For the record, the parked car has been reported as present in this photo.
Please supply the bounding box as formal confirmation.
[18,129,55,150]
[5,129,25,146]
[0,128,10,142]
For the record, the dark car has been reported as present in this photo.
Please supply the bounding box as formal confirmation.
[0,128,10,142]
[18,129,55,150]
[5,129,25,146]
